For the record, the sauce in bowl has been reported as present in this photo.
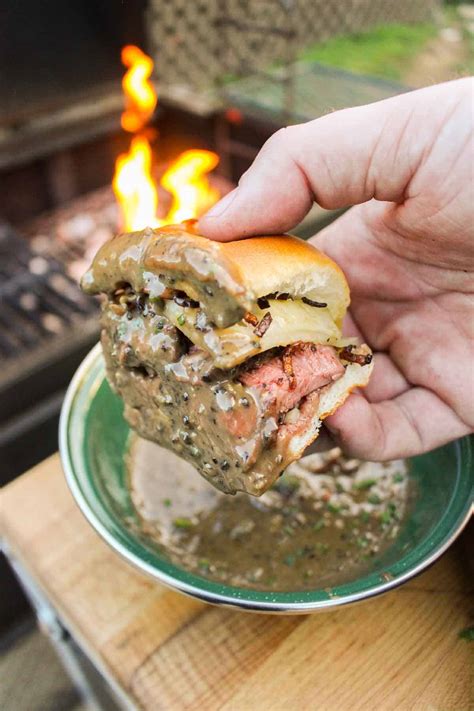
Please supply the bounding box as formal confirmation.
[128,438,411,591]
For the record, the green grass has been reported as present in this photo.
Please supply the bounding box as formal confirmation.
[299,23,438,81]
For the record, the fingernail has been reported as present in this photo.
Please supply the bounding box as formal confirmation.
[201,188,238,220]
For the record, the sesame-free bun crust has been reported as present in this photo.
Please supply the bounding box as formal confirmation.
[219,233,349,324]
[83,223,350,326]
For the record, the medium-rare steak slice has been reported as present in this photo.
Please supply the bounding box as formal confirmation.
[239,343,345,415]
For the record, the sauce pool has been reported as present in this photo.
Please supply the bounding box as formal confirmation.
[128,437,411,591]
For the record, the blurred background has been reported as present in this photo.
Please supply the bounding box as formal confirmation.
[0,1,472,709]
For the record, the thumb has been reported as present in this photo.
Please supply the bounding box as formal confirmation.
[197,81,463,241]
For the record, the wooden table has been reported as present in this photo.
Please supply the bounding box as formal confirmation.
[1,454,472,711]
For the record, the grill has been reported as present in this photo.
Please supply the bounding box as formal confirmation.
[0,205,112,483]
[0,186,121,425]
[1,167,235,483]
[0,224,98,365]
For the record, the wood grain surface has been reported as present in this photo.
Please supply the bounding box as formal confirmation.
[0,454,472,711]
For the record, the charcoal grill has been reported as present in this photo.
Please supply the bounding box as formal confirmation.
[0,226,97,363]
[0,222,102,483]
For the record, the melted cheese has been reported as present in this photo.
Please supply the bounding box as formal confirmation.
[164,299,352,369]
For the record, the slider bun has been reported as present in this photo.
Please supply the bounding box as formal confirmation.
[83,223,350,326]
[161,223,350,326]
[218,233,349,326]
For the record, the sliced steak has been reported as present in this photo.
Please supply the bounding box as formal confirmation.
[239,343,344,415]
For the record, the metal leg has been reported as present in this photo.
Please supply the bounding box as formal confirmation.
[2,543,135,711]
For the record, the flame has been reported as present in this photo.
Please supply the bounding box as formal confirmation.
[120,45,157,133]
[112,136,160,231]
[113,45,220,233]
[161,150,220,224]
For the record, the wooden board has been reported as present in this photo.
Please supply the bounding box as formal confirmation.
[0,454,472,711]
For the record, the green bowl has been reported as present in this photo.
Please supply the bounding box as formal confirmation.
[60,344,473,613]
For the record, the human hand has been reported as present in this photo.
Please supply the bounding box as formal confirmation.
[199,78,474,460]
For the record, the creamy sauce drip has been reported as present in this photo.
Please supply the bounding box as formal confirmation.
[82,229,249,328]
[101,291,325,495]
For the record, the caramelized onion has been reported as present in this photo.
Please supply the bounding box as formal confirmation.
[302,296,327,308]
[173,291,200,308]
[254,312,273,337]
[339,345,373,366]
[244,312,259,327]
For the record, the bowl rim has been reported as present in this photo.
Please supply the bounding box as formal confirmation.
[60,343,473,613]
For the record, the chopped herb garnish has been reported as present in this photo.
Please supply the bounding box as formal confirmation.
[296,545,314,558]
[380,510,392,525]
[368,493,382,505]
[383,502,399,521]
[393,472,405,483]
[354,478,376,490]
[283,554,296,566]
[356,537,369,548]
[163,498,172,507]
[274,474,300,496]
[360,511,370,523]
[282,505,299,516]
[327,502,341,514]
[173,517,194,529]
[177,313,186,326]
[315,542,329,555]
[198,558,210,571]
[312,520,325,532]
[459,626,474,641]
[283,525,295,536]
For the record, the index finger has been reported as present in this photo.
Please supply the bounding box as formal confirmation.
[198,81,464,241]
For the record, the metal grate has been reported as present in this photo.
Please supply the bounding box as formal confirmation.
[0,224,98,364]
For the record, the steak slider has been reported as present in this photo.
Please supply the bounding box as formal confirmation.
[82,222,373,496]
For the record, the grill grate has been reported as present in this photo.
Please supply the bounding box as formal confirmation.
[0,223,99,363]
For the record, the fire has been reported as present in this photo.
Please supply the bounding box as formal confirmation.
[113,45,220,232]
[120,45,157,133]
[112,136,159,231]
[161,150,220,224]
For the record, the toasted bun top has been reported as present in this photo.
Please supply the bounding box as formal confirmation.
[82,223,350,326]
